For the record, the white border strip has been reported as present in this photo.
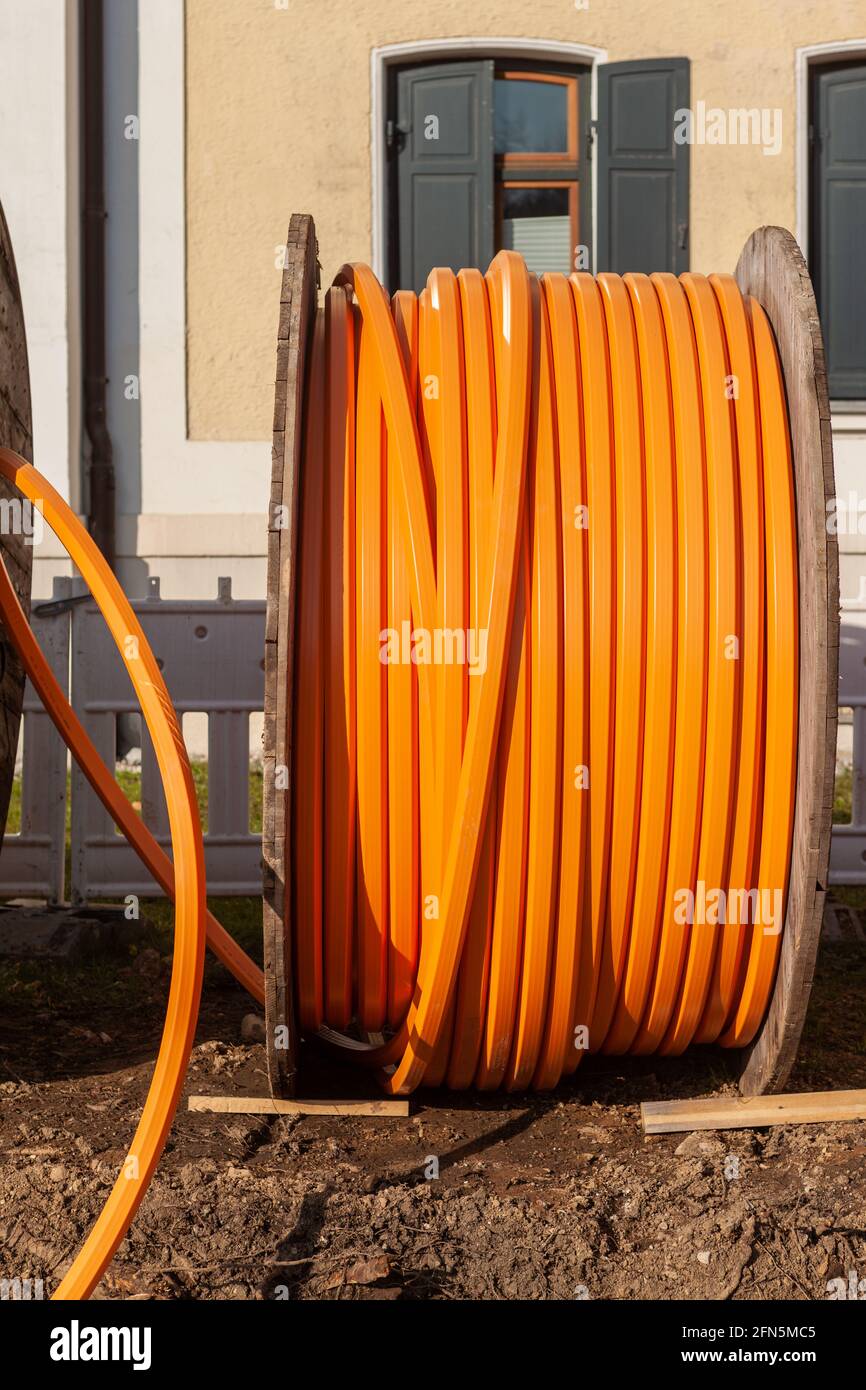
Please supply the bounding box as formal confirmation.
[370,37,607,283]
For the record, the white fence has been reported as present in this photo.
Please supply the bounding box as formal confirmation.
[0,577,265,903]
[0,576,860,898]
[0,576,71,900]
[833,595,866,884]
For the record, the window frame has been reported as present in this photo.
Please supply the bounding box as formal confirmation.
[494,68,580,165]
[495,179,580,274]
[808,55,866,404]
[382,47,596,291]
[493,61,588,273]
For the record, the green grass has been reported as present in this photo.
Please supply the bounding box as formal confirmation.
[824,759,866,918]
[143,894,264,966]
[6,772,20,834]
[834,762,853,825]
[7,760,263,838]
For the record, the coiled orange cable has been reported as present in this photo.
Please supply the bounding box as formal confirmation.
[294,256,798,1094]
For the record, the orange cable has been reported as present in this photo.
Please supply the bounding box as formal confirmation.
[296,259,798,1093]
[0,447,208,1300]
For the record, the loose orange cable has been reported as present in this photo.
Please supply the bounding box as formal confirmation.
[0,447,209,1300]
[291,257,798,1093]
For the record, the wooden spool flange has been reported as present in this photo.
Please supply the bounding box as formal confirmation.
[735,226,838,1095]
[262,216,838,1099]
[0,196,33,855]
[263,214,318,1096]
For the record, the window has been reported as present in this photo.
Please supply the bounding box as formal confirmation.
[494,69,581,276]
[388,55,689,293]
[810,60,866,400]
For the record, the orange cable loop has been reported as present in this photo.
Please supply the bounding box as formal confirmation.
[0,448,263,1297]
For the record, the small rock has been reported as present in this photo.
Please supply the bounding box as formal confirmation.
[49,1164,67,1183]
[675,1131,724,1159]
[241,1013,267,1043]
[344,1254,391,1286]
[697,1251,711,1265]
[133,947,161,979]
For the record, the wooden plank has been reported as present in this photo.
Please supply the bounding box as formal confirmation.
[735,228,838,1096]
[262,214,318,1098]
[188,1095,410,1118]
[0,195,33,861]
[642,1089,866,1135]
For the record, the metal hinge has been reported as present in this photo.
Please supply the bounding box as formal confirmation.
[386,119,410,150]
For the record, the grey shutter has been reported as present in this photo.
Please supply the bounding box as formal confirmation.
[597,58,690,274]
[812,64,866,399]
[395,61,494,293]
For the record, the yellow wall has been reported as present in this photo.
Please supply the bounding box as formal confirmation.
[185,0,866,440]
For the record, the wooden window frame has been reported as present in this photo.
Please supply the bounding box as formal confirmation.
[496,180,579,272]
[494,66,583,270]
[494,69,579,166]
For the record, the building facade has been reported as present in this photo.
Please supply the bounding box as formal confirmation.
[1,0,865,601]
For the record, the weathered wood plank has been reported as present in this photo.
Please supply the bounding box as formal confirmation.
[188,1095,410,1118]
[735,227,838,1095]
[642,1089,866,1135]
[262,214,318,1098]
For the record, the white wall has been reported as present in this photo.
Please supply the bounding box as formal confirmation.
[0,0,79,597]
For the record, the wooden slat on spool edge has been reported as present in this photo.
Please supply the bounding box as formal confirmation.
[263,214,318,1097]
[0,197,33,853]
[735,226,839,1095]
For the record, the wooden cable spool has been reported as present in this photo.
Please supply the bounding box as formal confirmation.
[0,196,34,853]
[262,215,838,1099]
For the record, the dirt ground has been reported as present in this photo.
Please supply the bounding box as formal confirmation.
[1,898,865,1301]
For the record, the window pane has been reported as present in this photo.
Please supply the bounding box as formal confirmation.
[500,187,572,275]
[495,78,569,154]
[502,187,569,219]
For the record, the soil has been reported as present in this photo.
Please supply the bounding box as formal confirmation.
[1,902,865,1301]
